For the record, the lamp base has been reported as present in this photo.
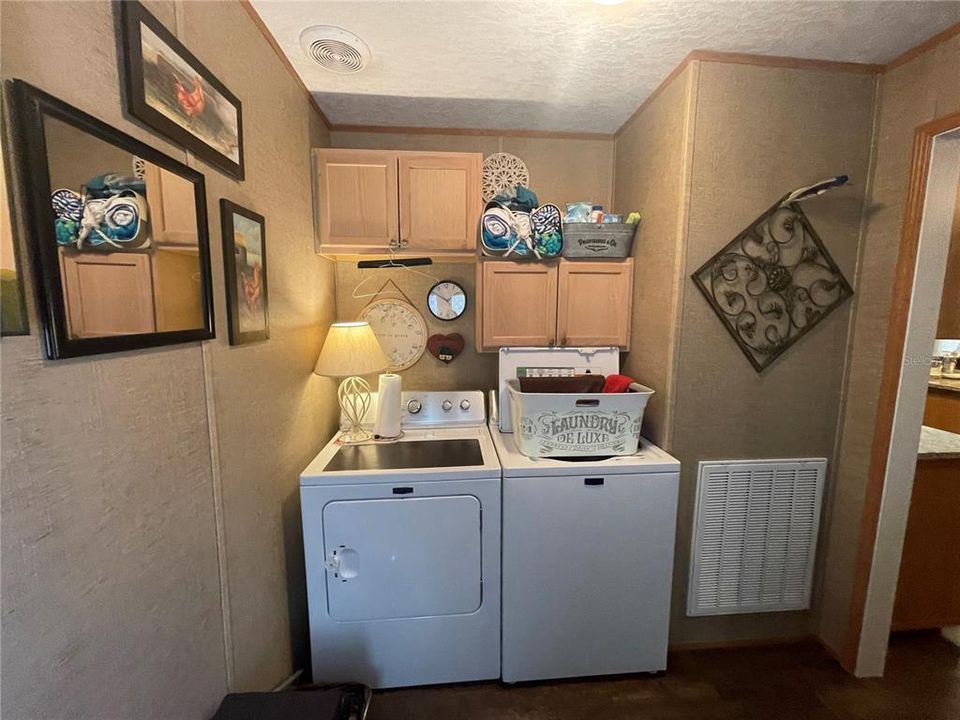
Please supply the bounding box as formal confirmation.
[338,375,372,444]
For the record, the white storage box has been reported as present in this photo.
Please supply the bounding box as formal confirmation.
[498,347,619,433]
[506,380,653,458]
[498,347,653,458]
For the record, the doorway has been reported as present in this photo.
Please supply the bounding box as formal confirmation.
[844,114,960,676]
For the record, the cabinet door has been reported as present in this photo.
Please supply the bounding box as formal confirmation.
[936,177,960,337]
[923,390,960,434]
[480,261,558,350]
[399,153,480,252]
[59,249,156,338]
[151,248,203,332]
[143,161,199,245]
[314,149,399,251]
[557,259,633,348]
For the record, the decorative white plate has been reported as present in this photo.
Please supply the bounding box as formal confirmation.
[482,152,529,202]
[359,298,427,371]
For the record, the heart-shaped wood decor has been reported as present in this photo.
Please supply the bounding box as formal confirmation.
[427,333,465,364]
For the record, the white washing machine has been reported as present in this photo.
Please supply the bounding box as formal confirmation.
[300,391,501,689]
[490,384,680,683]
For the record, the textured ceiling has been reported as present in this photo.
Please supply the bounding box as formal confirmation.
[250,0,960,133]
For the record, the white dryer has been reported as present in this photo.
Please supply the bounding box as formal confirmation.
[300,391,501,689]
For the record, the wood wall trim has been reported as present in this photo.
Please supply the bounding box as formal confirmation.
[614,49,882,137]
[841,109,960,674]
[236,0,332,130]
[885,22,960,71]
[614,52,698,138]
[691,49,883,75]
[328,123,613,141]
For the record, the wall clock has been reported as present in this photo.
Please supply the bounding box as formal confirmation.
[358,298,427,371]
[427,280,467,321]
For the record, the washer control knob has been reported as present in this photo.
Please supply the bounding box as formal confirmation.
[406,399,422,414]
[460,399,471,411]
[441,400,453,412]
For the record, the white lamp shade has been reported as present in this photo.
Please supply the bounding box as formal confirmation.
[314,321,389,378]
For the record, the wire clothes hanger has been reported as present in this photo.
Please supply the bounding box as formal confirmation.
[351,244,439,300]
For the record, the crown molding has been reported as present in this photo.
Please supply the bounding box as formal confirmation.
[328,124,613,141]
[237,0,332,130]
[884,21,960,71]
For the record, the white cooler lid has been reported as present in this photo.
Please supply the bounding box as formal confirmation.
[497,347,620,432]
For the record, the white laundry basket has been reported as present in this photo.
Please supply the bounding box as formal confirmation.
[505,379,653,458]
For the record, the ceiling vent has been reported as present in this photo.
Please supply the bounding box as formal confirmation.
[299,26,370,74]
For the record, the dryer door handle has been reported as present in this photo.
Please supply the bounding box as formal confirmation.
[325,548,360,580]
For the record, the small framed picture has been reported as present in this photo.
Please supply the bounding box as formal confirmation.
[118,1,245,180]
[220,200,268,345]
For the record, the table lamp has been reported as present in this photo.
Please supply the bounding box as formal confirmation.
[314,321,389,443]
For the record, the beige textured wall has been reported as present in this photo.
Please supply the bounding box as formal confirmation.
[329,130,615,391]
[670,62,877,644]
[1,3,337,719]
[613,64,696,446]
[817,35,960,655]
[335,261,495,391]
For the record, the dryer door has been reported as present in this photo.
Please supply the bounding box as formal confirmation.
[323,495,482,621]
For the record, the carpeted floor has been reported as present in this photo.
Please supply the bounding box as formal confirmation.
[366,632,960,719]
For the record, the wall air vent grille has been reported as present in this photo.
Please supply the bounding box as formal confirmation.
[299,26,370,74]
[688,458,826,616]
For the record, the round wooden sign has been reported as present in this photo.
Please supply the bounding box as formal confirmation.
[358,298,427,371]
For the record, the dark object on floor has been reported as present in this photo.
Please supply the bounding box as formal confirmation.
[367,633,960,720]
[210,684,370,720]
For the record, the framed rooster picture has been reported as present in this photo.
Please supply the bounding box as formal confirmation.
[220,200,268,345]
[119,1,244,179]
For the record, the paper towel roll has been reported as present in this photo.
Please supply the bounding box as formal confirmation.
[374,373,402,439]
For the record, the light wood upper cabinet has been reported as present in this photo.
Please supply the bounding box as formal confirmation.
[399,153,481,252]
[314,149,481,254]
[143,162,199,246]
[557,260,633,347]
[477,258,633,351]
[314,149,400,251]
[479,261,558,348]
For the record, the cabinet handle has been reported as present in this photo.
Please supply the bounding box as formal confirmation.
[548,338,556,347]
[561,337,567,346]
[585,477,605,486]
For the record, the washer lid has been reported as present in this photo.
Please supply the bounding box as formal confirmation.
[490,425,679,477]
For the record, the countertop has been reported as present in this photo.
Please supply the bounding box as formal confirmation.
[918,425,960,459]
[929,377,960,393]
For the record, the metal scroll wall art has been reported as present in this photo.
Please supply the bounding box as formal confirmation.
[692,201,853,372]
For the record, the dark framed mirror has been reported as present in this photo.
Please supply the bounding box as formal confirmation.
[6,79,214,359]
